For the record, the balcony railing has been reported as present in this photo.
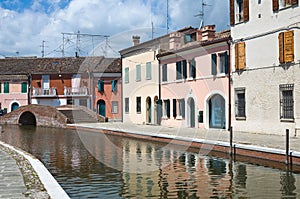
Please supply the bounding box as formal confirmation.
[64,86,88,96]
[32,87,57,96]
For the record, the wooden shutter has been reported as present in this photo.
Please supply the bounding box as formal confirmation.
[284,30,294,63]
[235,42,246,70]
[292,0,298,5]
[173,99,177,118]
[273,0,279,11]
[244,0,249,22]
[211,54,217,75]
[278,32,284,63]
[230,0,235,25]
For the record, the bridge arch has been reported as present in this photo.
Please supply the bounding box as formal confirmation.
[18,111,37,126]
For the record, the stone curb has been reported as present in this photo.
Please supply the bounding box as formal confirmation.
[0,141,70,199]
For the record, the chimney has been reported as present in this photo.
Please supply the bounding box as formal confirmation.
[132,35,140,46]
[201,25,216,41]
[169,32,181,50]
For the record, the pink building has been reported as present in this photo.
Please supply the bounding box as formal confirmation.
[157,26,231,129]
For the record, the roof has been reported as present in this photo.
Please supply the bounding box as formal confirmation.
[0,56,121,75]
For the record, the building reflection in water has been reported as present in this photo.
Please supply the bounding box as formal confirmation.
[0,125,299,198]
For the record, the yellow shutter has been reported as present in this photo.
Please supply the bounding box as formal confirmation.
[235,44,239,70]
[278,32,284,64]
[235,42,246,70]
[284,30,294,63]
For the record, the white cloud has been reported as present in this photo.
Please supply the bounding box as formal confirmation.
[0,0,229,57]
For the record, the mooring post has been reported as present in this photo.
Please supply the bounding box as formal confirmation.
[290,151,293,170]
[286,129,289,165]
[230,126,233,155]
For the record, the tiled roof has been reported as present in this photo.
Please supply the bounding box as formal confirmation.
[0,56,121,75]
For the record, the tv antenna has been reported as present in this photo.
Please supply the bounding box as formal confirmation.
[194,0,212,29]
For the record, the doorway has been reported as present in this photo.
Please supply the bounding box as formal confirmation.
[97,100,106,117]
[146,97,151,124]
[209,94,225,129]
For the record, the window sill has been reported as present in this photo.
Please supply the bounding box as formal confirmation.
[235,116,246,121]
[176,116,183,120]
[186,77,196,81]
[137,112,141,114]
[162,116,168,120]
[280,118,294,123]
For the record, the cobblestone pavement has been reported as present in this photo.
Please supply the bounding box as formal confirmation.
[0,149,26,199]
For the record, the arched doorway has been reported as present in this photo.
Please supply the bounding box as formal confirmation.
[146,97,152,124]
[11,102,19,111]
[187,98,195,128]
[154,96,158,125]
[97,100,106,117]
[18,111,36,126]
[209,94,225,129]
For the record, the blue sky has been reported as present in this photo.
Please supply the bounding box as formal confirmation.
[0,0,229,57]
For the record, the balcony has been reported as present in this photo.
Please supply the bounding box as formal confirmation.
[64,86,88,96]
[32,87,57,97]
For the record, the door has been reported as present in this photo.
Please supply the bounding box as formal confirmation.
[209,94,225,129]
[97,100,106,117]
[146,97,151,124]
[11,102,19,111]
[188,98,195,128]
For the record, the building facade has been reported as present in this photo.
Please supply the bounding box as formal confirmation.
[230,0,300,134]
[157,26,230,129]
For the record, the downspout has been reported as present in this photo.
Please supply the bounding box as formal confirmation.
[28,73,32,105]
[121,56,124,123]
[227,38,232,131]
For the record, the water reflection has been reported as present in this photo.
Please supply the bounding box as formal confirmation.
[0,125,300,198]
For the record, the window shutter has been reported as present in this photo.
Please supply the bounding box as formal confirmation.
[284,30,294,63]
[176,61,182,80]
[167,100,170,118]
[224,51,229,74]
[182,99,185,118]
[244,0,249,22]
[125,68,129,83]
[146,62,151,79]
[162,64,168,82]
[292,0,298,5]
[182,60,187,79]
[98,80,104,92]
[4,82,9,93]
[273,0,279,11]
[136,64,141,81]
[230,0,235,25]
[173,99,177,118]
[236,42,246,70]
[112,80,117,92]
[21,82,27,93]
[190,59,196,78]
[211,54,217,75]
[279,32,284,64]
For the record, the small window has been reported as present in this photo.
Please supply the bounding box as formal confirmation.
[178,99,185,118]
[146,62,151,80]
[136,97,141,113]
[112,80,117,92]
[176,60,187,80]
[98,80,104,92]
[4,82,9,93]
[163,99,170,118]
[112,101,118,114]
[189,59,196,79]
[21,82,27,93]
[125,98,129,113]
[280,84,294,120]
[235,88,246,119]
[219,52,229,74]
[136,64,141,81]
[125,67,129,83]
[162,64,168,82]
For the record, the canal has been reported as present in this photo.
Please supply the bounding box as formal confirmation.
[0,125,300,198]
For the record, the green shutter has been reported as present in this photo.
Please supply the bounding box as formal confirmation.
[98,80,104,92]
[211,54,217,75]
[176,61,182,80]
[21,82,27,93]
[182,60,187,79]
[4,82,9,93]
[125,68,129,83]
[112,80,117,92]
[146,62,151,80]
[162,64,168,82]
[224,52,229,74]
[136,64,141,81]
[173,99,177,118]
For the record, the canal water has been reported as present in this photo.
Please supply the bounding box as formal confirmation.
[0,125,300,198]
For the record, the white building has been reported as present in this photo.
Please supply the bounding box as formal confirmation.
[230,0,300,135]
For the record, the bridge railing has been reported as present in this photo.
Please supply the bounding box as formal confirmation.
[32,87,57,96]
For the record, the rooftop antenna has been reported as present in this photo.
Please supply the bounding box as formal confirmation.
[194,0,211,29]
[40,40,47,57]
[166,0,169,33]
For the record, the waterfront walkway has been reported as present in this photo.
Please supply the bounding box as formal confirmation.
[0,149,27,199]
[71,122,300,155]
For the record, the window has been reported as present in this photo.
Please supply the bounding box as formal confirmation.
[173,99,177,118]
[219,52,229,74]
[162,64,168,82]
[0,82,2,93]
[273,0,298,11]
[21,82,27,93]
[178,99,185,118]
[112,101,118,114]
[235,42,246,70]
[112,80,117,92]
[280,84,294,120]
[184,33,196,43]
[125,98,129,113]
[125,67,129,83]
[189,59,196,79]
[230,0,249,25]
[235,88,246,119]
[98,80,104,92]
[163,100,170,118]
[146,62,151,80]
[136,64,141,81]
[211,54,217,75]
[279,30,294,64]
[4,82,9,93]
[176,60,187,80]
[136,97,141,113]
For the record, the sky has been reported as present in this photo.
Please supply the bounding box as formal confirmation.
[0,0,229,58]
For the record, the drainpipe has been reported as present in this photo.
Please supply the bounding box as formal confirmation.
[28,73,32,105]
[227,38,232,131]
[121,55,124,123]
